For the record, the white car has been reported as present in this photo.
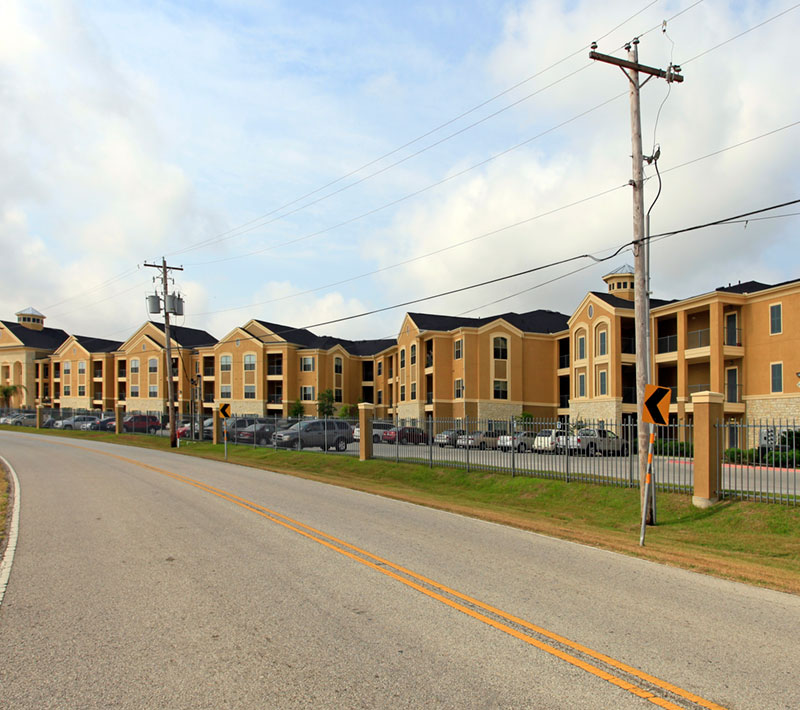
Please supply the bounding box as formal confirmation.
[54,415,99,430]
[353,421,393,443]
[532,429,558,453]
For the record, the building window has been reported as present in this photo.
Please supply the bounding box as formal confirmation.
[300,356,314,372]
[578,373,586,398]
[220,355,232,372]
[599,370,607,396]
[220,385,231,399]
[130,359,139,374]
[301,386,314,401]
[454,379,464,398]
[149,385,158,398]
[148,358,157,373]
[130,385,139,397]
[770,304,782,334]
[78,385,85,397]
[63,362,71,374]
[334,357,343,375]
[78,361,86,374]
[493,380,508,400]
[411,382,416,400]
[244,385,256,399]
[598,331,607,356]
[244,354,256,371]
[771,363,783,393]
[377,390,383,404]
[410,345,416,366]
[335,388,343,403]
[377,361,382,376]
[63,385,71,396]
[400,384,406,401]
[577,336,586,360]
[400,349,406,369]
[493,337,508,360]
[454,339,463,360]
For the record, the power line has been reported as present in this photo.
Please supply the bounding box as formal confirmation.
[167,2,705,259]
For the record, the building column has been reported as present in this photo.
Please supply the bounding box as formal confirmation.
[36,405,44,429]
[212,407,222,445]
[358,402,374,461]
[115,404,125,435]
[692,391,724,509]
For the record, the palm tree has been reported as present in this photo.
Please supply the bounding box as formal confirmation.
[0,383,27,410]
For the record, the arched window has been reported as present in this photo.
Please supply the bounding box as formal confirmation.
[220,355,232,372]
[334,357,343,374]
[410,345,416,365]
[130,358,139,374]
[148,358,158,373]
[243,354,256,371]
[493,337,508,360]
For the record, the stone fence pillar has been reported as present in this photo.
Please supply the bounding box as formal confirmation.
[692,391,724,508]
[358,403,374,461]
[115,404,125,435]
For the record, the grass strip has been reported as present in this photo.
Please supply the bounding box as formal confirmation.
[2,425,799,594]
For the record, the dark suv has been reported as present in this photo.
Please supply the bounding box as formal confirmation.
[272,419,354,451]
[122,414,162,433]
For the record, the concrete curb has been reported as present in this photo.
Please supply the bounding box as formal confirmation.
[0,455,21,608]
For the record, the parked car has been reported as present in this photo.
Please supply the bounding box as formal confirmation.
[497,430,539,453]
[273,419,354,451]
[234,419,276,445]
[10,412,37,426]
[353,421,394,443]
[0,411,21,424]
[54,415,99,430]
[85,416,116,431]
[122,414,162,433]
[382,426,428,445]
[532,429,559,453]
[433,429,466,447]
[560,428,629,456]
[456,430,503,450]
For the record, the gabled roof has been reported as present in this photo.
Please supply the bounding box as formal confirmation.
[252,320,318,347]
[149,321,216,348]
[407,309,569,335]
[715,277,800,294]
[591,292,674,309]
[340,339,396,356]
[73,335,123,353]
[0,320,69,350]
[252,320,395,356]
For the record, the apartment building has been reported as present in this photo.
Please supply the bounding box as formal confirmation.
[4,269,797,425]
[0,308,68,408]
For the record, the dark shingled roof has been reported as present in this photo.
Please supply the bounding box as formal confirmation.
[715,277,800,295]
[407,309,570,334]
[252,320,395,356]
[591,292,674,309]
[150,321,217,348]
[73,335,123,353]
[0,321,70,351]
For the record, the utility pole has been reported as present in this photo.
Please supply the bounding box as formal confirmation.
[590,38,683,523]
[144,258,184,448]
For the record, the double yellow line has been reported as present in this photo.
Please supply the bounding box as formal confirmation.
[65,441,727,710]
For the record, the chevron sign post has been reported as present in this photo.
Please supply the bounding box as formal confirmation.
[640,385,672,546]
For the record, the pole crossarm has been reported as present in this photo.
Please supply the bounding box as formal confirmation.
[589,51,684,83]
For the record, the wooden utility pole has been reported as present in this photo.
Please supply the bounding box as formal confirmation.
[590,38,683,523]
[144,258,184,448]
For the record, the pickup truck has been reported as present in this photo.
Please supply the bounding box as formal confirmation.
[557,428,629,456]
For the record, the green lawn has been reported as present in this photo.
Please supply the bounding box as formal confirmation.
[2,425,799,594]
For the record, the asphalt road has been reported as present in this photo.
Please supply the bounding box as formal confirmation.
[1,430,798,709]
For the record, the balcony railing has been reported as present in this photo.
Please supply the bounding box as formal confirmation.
[688,383,710,395]
[203,394,215,402]
[724,326,742,347]
[171,367,179,377]
[559,394,569,409]
[621,337,636,354]
[687,328,710,349]
[725,383,743,403]
[425,354,433,368]
[267,365,283,376]
[558,353,569,369]
[657,334,678,354]
[426,392,433,405]
[93,369,103,379]
[267,394,283,404]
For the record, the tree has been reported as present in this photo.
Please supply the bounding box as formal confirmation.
[0,384,26,409]
[317,388,335,418]
[289,398,305,419]
[338,403,357,420]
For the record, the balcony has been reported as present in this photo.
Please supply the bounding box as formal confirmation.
[267,365,283,376]
[725,383,743,403]
[203,394,215,403]
[657,334,678,354]
[425,354,433,369]
[724,326,742,347]
[559,394,569,409]
[558,353,569,369]
[426,392,433,405]
[620,337,636,354]
[93,368,103,379]
[267,394,282,404]
[688,383,710,396]
[687,329,710,349]
[203,366,214,376]
[622,386,637,404]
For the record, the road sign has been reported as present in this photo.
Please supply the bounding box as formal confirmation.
[642,385,671,426]
[219,403,231,419]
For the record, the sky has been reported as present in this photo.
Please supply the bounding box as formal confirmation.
[1,0,798,344]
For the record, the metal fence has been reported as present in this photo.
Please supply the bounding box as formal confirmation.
[370,417,694,492]
[717,419,799,505]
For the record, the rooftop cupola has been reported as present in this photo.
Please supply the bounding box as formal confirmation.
[15,307,45,331]
[602,265,635,301]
